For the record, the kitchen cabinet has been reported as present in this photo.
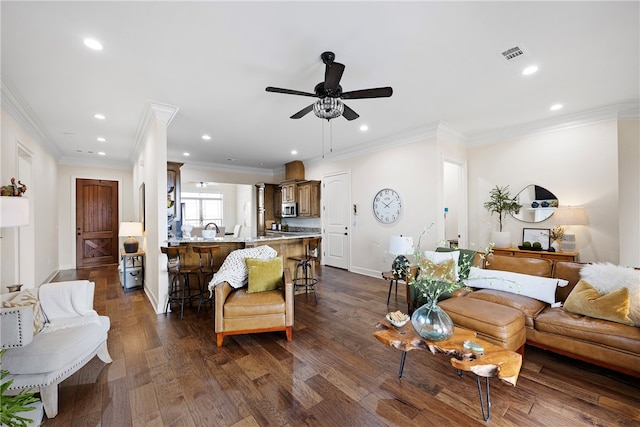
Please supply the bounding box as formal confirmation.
[281,180,298,203]
[297,180,320,218]
[167,162,183,233]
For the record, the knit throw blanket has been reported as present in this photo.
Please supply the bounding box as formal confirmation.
[208,245,277,291]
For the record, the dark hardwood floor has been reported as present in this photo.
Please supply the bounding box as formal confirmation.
[43,265,639,426]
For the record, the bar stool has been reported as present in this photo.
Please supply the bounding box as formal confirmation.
[161,246,201,319]
[289,237,320,303]
[192,245,220,315]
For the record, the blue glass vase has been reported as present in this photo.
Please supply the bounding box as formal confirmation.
[411,299,455,341]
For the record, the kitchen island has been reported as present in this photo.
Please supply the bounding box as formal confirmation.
[166,232,321,274]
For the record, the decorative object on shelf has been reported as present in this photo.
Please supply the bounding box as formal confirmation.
[0,196,29,228]
[0,177,27,197]
[531,201,539,208]
[6,284,23,292]
[484,185,521,248]
[548,225,565,252]
[522,228,550,250]
[119,222,143,253]
[373,188,402,224]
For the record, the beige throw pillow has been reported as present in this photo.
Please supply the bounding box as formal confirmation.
[563,279,633,326]
[2,289,46,334]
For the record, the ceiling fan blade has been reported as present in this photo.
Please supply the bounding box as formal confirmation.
[290,104,315,119]
[266,87,317,97]
[342,103,359,121]
[324,62,345,95]
[341,87,393,99]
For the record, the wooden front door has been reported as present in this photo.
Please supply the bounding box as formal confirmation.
[76,178,119,269]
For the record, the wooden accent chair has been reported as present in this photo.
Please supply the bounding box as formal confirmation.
[214,268,294,346]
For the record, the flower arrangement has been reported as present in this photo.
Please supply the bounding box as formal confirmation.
[549,225,565,242]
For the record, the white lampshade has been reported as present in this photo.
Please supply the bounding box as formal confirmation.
[389,235,414,255]
[119,222,143,237]
[0,197,29,228]
[553,206,588,226]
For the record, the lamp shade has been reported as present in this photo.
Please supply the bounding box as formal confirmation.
[553,206,588,226]
[119,222,143,237]
[389,235,414,255]
[0,197,29,227]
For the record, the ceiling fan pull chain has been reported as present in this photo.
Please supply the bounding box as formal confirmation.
[322,120,325,158]
[330,119,334,153]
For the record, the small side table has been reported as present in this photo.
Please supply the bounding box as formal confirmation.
[120,249,144,291]
[381,271,406,306]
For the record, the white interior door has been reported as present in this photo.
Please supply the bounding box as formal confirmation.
[322,171,350,269]
[18,147,34,288]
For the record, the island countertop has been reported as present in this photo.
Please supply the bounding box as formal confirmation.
[165,233,321,272]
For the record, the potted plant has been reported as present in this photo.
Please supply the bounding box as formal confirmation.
[1,349,39,427]
[484,185,521,248]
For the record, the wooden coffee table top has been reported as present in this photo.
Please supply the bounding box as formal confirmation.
[374,318,522,386]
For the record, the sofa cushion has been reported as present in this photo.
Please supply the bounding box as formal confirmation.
[467,266,563,304]
[246,257,283,293]
[467,289,547,328]
[223,288,285,317]
[2,316,110,375]
[424,250,459,280]
[534,308,640,354]
[563,280,632,326]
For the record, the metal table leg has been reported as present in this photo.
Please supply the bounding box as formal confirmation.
[398,352,407,378]
[476,375,491,421]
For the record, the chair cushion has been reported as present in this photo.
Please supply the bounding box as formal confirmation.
[224,289,285,317]
[247,257,283,293]
[2,316,110,375]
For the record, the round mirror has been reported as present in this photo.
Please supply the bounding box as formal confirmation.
[511,185,558,223]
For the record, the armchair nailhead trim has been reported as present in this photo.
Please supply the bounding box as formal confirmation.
[1,308,25,348]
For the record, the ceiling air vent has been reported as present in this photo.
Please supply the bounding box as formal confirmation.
[499,45,528,63]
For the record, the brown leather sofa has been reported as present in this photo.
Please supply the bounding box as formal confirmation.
[214,268,294,346]
[440,254,640,377]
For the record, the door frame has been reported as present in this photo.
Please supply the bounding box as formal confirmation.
[71,175,123,269]
[442,157,468,249]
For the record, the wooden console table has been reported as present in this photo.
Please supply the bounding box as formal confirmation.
[374,318,522,421]
[492,247,578,262]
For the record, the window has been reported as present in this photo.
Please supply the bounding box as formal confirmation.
[182,192,223,227]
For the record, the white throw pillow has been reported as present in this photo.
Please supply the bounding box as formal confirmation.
[424,250,460,281]
[580,263,640,327]
[467,266,563,304]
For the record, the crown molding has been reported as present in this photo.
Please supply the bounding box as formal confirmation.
[466,101,640,147]
[1,76,61,159]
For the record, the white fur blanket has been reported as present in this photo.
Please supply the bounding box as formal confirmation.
[208,245,277,291]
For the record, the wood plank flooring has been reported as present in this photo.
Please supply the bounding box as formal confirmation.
[43,265,639,426]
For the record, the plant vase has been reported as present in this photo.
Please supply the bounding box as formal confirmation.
[411,299,455,342]
[491,230,511,248]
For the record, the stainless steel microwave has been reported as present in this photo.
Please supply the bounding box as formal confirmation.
[282,203,297,217]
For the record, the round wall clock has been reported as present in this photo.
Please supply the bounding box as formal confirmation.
[373,188,402,224]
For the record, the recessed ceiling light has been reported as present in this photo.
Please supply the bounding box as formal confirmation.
[183,152,190,157]
[98,152,106,156]
[97,137,106,142]
[202,134,212,141]
[522,65,538,76]
[93,113,106,120]
[291,150,298,155]
[550,104,563,111]
[360,125,369,131]
[83,38,103,51]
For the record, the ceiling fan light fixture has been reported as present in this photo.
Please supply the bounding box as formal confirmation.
[313,97,344,120]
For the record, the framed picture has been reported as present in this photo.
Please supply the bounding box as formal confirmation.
[139,183,145,231]
[522,228,550,250]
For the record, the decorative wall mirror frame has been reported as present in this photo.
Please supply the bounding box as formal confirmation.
[511,184,558,223]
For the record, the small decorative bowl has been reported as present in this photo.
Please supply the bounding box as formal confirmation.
[386,312,410,327]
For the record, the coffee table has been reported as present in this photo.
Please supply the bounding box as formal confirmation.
[373,318,522,421]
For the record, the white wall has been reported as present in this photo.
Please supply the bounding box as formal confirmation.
[468,120,619,263]
[1,108,59,290]
[617,118,640,267]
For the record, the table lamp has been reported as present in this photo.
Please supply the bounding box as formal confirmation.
[0,197,29,228]
[119,221,143,253]
[389,235,414,276]
[552,206,588,251]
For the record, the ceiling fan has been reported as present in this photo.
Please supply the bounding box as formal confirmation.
[266,51,393,121]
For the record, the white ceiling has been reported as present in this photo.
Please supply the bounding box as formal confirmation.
[2,1,639,173]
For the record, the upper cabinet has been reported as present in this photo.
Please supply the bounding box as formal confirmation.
[281,180,298,203]
[298,180,320,218]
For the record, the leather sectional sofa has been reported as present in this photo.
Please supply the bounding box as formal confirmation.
[439,254,640,378]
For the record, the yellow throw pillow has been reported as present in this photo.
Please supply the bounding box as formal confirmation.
[420,258,456,283]
[2,289,45,334]
[563,279,633,326]
[246,257,283,293]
